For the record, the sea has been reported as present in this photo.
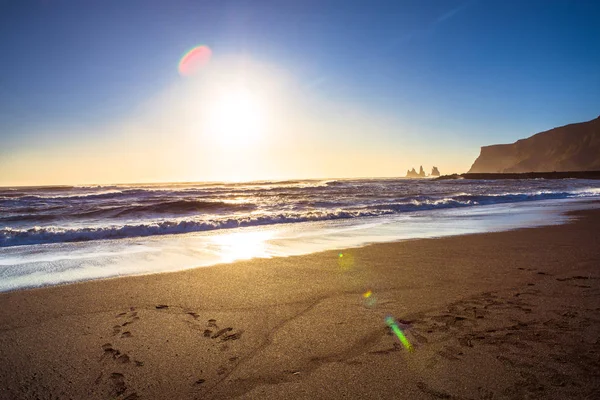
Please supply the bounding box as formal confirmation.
[1,178,600,292]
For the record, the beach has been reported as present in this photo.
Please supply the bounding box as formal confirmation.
[0,206,598,399]
[3,1,600,399]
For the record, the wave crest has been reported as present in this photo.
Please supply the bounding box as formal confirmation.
[1,185,599,247]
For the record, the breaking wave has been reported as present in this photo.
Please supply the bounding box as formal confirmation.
[1,187,599,247]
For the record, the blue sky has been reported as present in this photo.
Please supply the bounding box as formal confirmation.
[1,0,599,184]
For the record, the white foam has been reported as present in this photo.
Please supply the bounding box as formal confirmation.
[1,197,597,292]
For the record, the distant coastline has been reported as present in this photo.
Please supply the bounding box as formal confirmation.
[437,170,600,180]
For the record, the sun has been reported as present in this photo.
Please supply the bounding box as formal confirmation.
[206,86,266,147]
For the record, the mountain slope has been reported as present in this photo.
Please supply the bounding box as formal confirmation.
[468,116,600,173]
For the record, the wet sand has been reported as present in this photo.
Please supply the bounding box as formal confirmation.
[0,207,599,399]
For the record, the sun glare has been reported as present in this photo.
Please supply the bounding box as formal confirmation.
[211,230,274,263]
[206,87,266,147]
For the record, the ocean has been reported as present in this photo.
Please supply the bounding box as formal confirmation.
[1,178,600,291]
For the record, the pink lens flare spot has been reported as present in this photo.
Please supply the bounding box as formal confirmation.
[178,45,212,76]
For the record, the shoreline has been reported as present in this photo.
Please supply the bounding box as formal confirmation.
[2,197,598,293]
[437,170,600,180]
[1,208,599,399]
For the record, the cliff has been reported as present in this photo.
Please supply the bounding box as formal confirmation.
[468,116,600,173]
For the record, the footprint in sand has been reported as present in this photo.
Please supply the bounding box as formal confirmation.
[121,331,133,338]
[109,373,126,396]
[101,343,140,366]
[116,354,130,364]
[202,319,245,341]
[114,309,139,336]
[217,366,228,375]
[212,328,232,339]
[221,331,244,341]
[156,304,169,309]
[101,343,120,359]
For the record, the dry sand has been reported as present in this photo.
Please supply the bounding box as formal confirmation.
[0,208,599,399]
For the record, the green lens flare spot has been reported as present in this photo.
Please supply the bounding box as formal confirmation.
[385,316,413,352]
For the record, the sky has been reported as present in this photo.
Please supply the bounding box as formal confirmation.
[0,0,599,185]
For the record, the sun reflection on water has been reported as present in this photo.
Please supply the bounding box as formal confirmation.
[211,230,275,263]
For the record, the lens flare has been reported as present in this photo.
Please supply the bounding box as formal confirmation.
[178,45,212,76]
[362,289,376,308]
[385,316,413,352]
[337,252,354,270]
